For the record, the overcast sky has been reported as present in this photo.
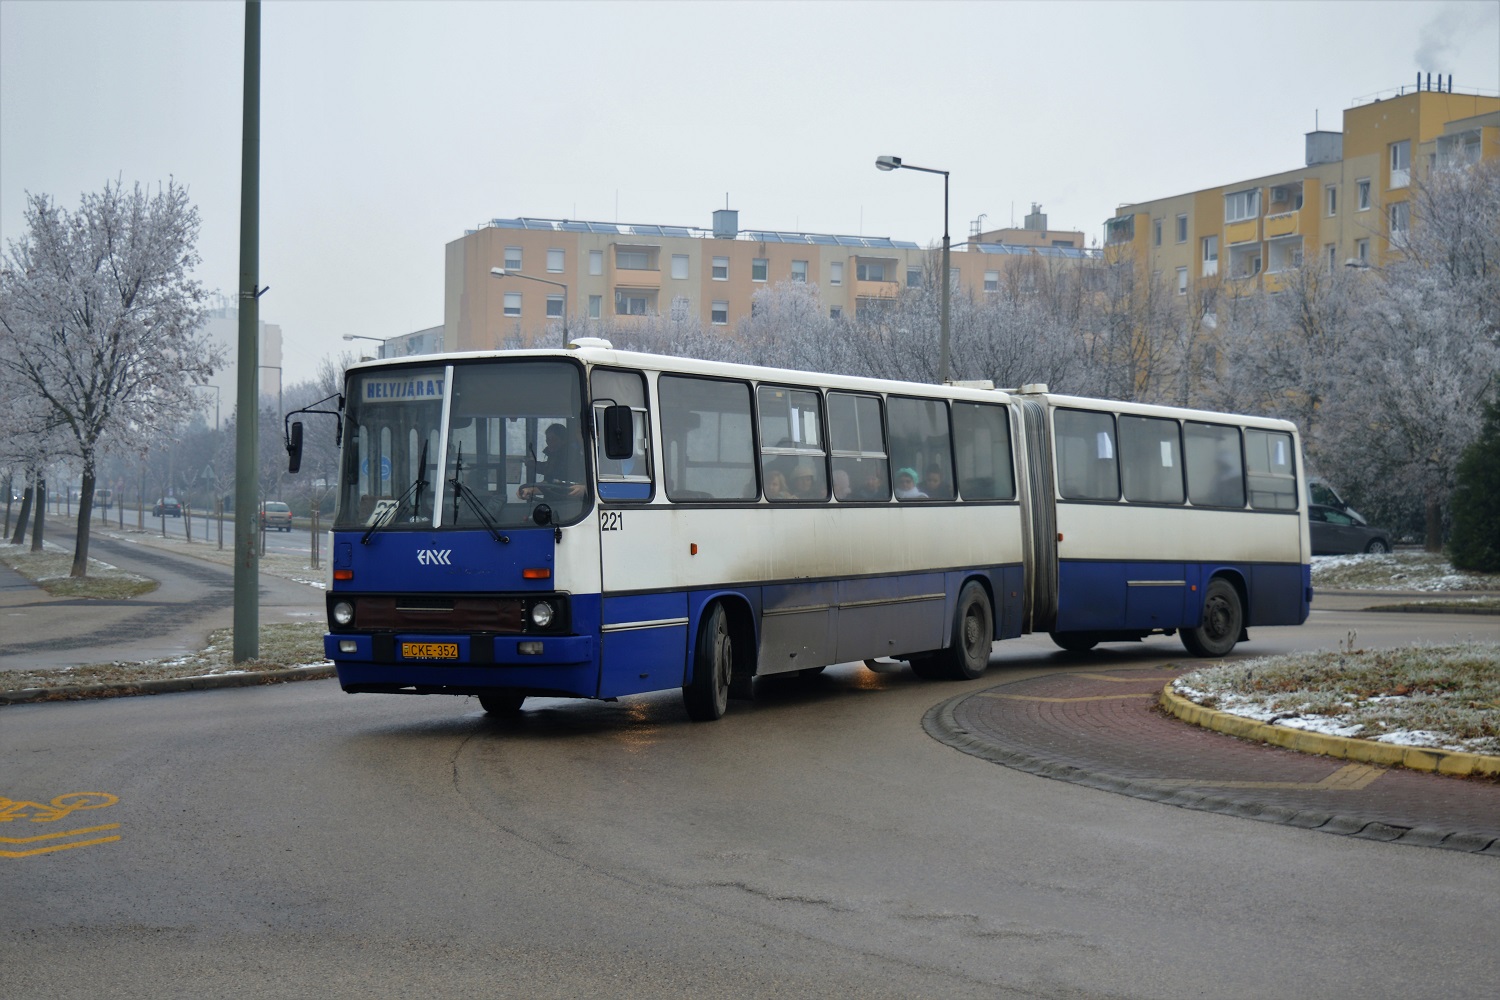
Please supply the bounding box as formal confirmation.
[3,0,1498,385]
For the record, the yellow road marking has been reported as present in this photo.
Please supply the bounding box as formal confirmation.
[1143,764,1385,792]
[0,823,122,857]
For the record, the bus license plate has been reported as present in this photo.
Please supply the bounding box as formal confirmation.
[402,642,459,660]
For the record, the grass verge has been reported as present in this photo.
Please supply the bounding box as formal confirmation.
[0,544,157,598]
[2,621,330,695]
[1175,642,1500,757]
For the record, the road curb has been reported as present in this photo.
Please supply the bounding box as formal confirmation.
[0,664,336,705]
[1159,684,1500,778]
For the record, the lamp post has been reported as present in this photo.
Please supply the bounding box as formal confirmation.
[490,266,569,343]
[342,332,392,359]
[876,154,950,384]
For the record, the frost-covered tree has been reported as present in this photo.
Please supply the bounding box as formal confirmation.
[1448,395,1500,571]
[0,179,219,575]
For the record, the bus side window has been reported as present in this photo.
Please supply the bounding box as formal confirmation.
[828,391,888,501]
[1055,409,1118,501]
[1185,422,1245,508]
[888,396,952,502]
[952,402,1014,500]
[1119,415,1184,504]
[592,368,653,501]
[659,375,755,502]
[1244,429,1297,510]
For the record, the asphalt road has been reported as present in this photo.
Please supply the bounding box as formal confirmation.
[4,610,1497,999]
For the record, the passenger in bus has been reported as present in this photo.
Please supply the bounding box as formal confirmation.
[520,423,586,499]
[789,463,821,499]
[764,469,794,500]
[894,467,927,499]
[923,465,951,500]
[832,469,852,500]
[854,468,888,501]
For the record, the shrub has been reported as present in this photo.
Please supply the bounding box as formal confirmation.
[1449,396,1500,571]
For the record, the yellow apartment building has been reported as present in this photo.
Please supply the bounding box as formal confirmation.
[1104,83,1500,306]
[443,208,1098,350]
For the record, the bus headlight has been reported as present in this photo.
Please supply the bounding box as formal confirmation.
[332,601,355,626]
[530,601,555,628]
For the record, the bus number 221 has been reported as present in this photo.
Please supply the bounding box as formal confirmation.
[601,511,624,532]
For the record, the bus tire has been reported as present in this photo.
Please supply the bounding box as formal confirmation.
[940,581,994,680]
[1049,632,1098,652]
[479,693,525,716]
[684,602,733,721]
[1181,578,1242,658]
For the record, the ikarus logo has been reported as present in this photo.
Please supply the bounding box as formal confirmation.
[416,549,453,566]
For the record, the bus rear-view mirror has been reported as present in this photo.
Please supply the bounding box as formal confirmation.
[603,404,633,460]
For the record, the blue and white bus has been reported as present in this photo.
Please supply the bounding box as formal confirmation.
[288,339,1310,720]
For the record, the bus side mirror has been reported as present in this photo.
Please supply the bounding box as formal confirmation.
[286,421,304,474]
[603,404,634,460]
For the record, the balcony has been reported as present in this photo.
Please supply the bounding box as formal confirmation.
[1263,211,1300,239]
[1225,219,1260,246]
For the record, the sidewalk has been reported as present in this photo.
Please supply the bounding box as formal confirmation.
[0,528,324,673]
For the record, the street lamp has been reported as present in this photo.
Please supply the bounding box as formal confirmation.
[490,266,569,342]
[342,333,391,359]
[876,154,951,383]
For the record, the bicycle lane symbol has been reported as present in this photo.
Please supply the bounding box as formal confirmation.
[1,792,121,858]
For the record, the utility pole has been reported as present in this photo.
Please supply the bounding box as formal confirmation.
[233,0,261,662]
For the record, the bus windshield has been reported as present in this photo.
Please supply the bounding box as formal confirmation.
[336,359,588,530]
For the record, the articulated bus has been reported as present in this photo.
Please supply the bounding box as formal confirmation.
[286,339,1310,721]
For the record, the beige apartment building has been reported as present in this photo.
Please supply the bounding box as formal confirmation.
[444,208,1096,350]
[1104,83,1500,306]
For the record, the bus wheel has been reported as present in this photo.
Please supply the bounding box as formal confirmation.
[479,693,525,716]
[940,582,994,680]
[1181,578,1242,658]
[684,603,733,721]
[1049,632,1098,653]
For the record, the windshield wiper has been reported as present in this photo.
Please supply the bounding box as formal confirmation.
[361,439,429,545]
[448,445,504,542]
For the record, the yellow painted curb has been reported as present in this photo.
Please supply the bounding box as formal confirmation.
[1160,684,1500,778]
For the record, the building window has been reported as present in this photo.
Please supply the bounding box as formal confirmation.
[671,254,689,280]
[752,258,768,282]
[1224,189,1261,223]
[504,247,522,270]
[589,250,603,276]
[791,260,807,283]
[984,270,999,292]
[1176,214,1188,243]
[711,300,728,325]
[830,306,842,319]
[712,256,729,280]
[1153,219,1163,246]
[1356,238,1370,264]
[615,291,652,316]
[1326,186,1337,216]
[829,261,842,285]
[1325,244,1337,271]
[1390,140,1411,189]
[1202,235,1218,262]
[589,295,602,319]
[1357,178,1371,211]
[503,292,521,317]
[547,249,564,273]
[617,249,650,270]
[1389,200,1410,235]
[856,260,887,281]
[1176,267,1187,295]
[546,294,564,318]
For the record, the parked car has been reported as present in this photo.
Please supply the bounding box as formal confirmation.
[1309,503,1391,555]
[153,497,183,517]
[259,501,293,532]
